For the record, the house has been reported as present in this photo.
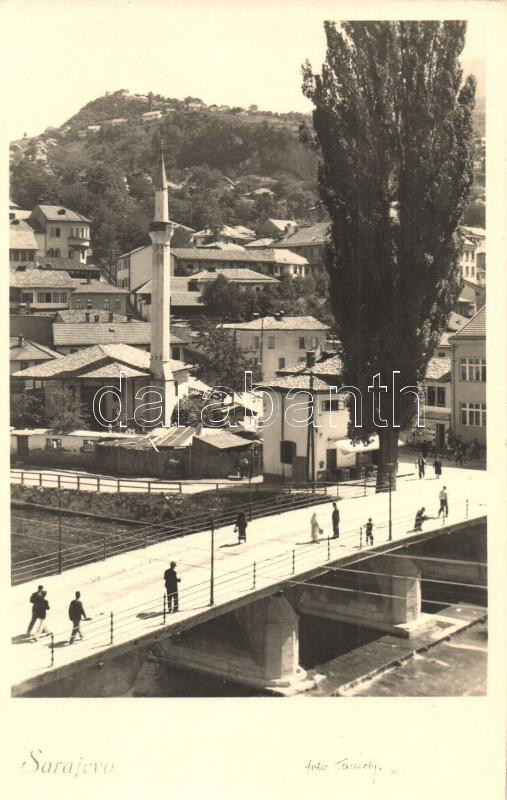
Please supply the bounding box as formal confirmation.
[9,269,76,312]
[29,204,91,263]
[9,218,39,267]
[256,219,298,238]
[142,110,163,121]
[132,277,204,323]
[11,344,194,431]
[113,224,195,289]
[10,336,61,375]
[191,429,260,479]
[261,351,389,482]
[52,317,191,361]
[410,357,452,450]
[272,222,330,272]
[37,256,102,280]
[171,247,310,278]
[188,268,280,292]
[222,313,330,380]
[459,226,486,285]
[449,306,486,446]
[69,280,128,314]
[191,225,256,247]
[87,125,102,134]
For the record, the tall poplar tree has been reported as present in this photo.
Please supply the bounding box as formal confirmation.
[302,21,476,488]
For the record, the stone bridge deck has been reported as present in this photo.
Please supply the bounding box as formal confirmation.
[10,463,486,695]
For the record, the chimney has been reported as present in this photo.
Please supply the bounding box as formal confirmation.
[18,335,24,347]
[306,351,316,369]
[109,312,114,322]
[85,311,90,322]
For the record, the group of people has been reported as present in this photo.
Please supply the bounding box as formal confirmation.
[415,455,443,480]
[25,586,91,644]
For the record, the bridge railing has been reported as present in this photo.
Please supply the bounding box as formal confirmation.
[11,486,334,585]
[14,497,484,678]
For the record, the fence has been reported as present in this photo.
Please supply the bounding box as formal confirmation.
[11,484,333,585]
[15,497,484,678]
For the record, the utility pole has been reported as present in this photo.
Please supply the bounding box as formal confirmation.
[58,491,63,573]
[210,517,215,606]
[387,462,393,541]
[306,352,316,492]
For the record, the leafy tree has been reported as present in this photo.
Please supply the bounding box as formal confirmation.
[303,21,475,488]
[194,318,262,391]
[45,388,92,433]
[10,393,45,428]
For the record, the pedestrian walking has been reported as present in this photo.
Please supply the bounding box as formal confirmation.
[310,511,323,543]
[438,486,449,518]
[31,591,50,641]
[433,457,443,479]
[234,510,247,543]
[164,561,181,613]
[68,591,91,644]
[26,584,44,637]
[415,456,427,479]
[365,518,374,545]
[413,507,429,532]
[331,502,340,538]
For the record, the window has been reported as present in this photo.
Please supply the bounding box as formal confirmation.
[254,336,260,349]
[311,337,318,349]
[280,440,296,464]
[465,266,469,276]
[49,227,61,237]
[37,292,52,303]
[322,398,346,412]
[60,292,67,303]
[21,292,33,303]
[461,357,486,382]
[75,299,83,309]
[54,248,60,257]
[104,299,110,310]
[28,251,34,261]
[437,351,446,358]
[299,337,306,350]
[52,293,60,303]
[68,250,74,259]
[10,250,19,261]
[45,438,62,450]
[278,357,285,369]
[81,439,96,452]
[47,249,55,257]
[268,336,275,349]
[114,299,121,309]
[461,402,486,427]
[426,386,446,407]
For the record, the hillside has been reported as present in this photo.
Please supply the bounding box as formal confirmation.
[9,88,485,265]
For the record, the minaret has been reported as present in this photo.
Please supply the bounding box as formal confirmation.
[149,141,175,426]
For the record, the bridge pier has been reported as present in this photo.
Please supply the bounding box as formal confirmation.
[298,556,436,638]
[154,594,321,695]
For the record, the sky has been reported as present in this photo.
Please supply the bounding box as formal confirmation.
[1,0,489,141]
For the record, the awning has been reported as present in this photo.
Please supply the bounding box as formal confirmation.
[332,435,405,454]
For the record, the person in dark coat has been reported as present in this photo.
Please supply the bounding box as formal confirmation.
[31,591,50,641]
[364,518,374,545]
[433,457,443,479]
[68,591,91,644]
[416,456,427,479]
[26,584,44,637]
[331,502,340,538]
[414,507,429,532]
[164,561,181,612]
[235,511,247,543]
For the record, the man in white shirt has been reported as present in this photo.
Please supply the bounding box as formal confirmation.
[438,486,448,518]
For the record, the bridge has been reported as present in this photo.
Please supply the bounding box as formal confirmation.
[10,463,486,696]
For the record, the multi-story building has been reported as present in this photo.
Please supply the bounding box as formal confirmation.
[222,314,330,380]
[255,218,297,238]
[29,204,91,263]
[449,306,486,446]
[9,269,76,312]
[459,226,486,284]
[272,222,330,272]
[416,357,452,450]
[69,280,128,314]
[188,268,279,293]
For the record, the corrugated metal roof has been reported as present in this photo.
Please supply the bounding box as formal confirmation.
[195,429,250,450]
